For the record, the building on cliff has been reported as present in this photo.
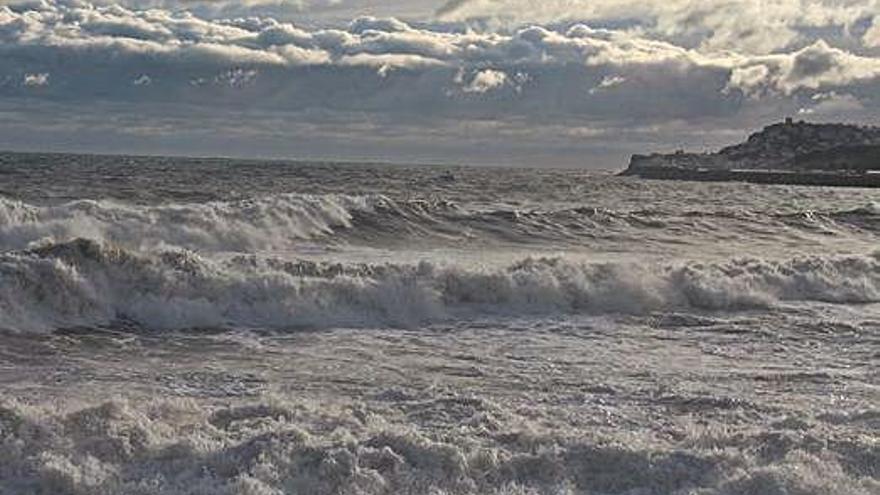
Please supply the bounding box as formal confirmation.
[624,120,880,175]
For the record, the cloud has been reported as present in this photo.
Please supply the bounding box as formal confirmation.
[55,0,439,24]
[728,40,880,95]
[436,0,880,55]
[459,69,507,93]
[589,75,625,94]
[798,91,865,116]
[3,1,877,102]
[865,17,880,48]
[0,0,879,166]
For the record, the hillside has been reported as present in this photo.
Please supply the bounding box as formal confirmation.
[623,120,880,175]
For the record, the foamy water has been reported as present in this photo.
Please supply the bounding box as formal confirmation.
[1,153,878,494]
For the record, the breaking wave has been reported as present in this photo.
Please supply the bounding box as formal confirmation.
[1,397,877,495]
[4,194,880,253]
[0,194,370,252]
[776,201,880,232]
[3,238,880,333]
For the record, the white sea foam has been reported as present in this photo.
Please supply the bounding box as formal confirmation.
[3,157,879,495]
[0,396,876,495]
[6,195,880,255]
[0,194,373,252]
[2,238,879,333]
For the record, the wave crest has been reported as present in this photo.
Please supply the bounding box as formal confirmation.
[0,194,372,252]
[5,195,880,253]
[2,238,879,333]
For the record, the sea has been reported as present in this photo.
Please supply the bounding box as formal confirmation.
[0,151,878,494]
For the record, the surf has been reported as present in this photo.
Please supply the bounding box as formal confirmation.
[3,238,879,333]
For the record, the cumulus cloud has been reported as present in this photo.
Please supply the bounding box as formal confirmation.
[798,91,865,116]
[459,69,507,93]
[865,17,880,48]
[589,75,625,94]
[728,40,880,95]
[0,0,879,166]
[3,1,878,102]
[214,67,258,87]
[66,0,439,24]
[437,0,880,55]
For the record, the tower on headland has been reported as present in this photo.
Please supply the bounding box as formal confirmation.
[784,117,794,125]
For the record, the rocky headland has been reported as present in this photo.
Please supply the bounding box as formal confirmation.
[622,120,880,187]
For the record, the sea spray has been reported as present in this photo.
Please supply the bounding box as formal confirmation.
[3,238,880,333]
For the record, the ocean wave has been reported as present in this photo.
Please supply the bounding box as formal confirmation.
[0,397,876,495]
[0,194,374,252]
[0,193,673,251]
[2,238,879,333]
[7,194,880,253]
[774,201,880,231]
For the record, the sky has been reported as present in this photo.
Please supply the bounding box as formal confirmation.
[2,0,880,167]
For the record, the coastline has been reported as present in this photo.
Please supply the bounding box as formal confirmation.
[621,120,880,187]
[620,167,880,188]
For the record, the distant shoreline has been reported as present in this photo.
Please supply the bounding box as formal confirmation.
[621,120,880,187]
[620,167,880,188]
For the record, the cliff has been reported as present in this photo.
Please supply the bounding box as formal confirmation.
[623,120,880,176]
